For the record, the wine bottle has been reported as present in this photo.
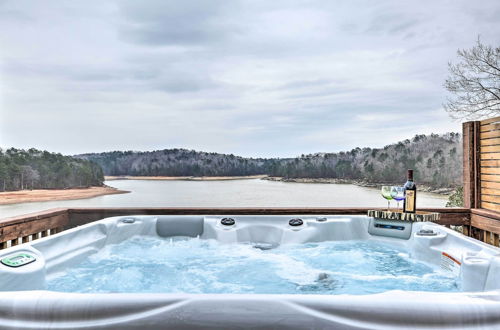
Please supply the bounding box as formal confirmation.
[403,169,416,213]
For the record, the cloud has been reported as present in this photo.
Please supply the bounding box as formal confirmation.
[118,0,234,46]
[153,73,218,93]
[0,0,499,157]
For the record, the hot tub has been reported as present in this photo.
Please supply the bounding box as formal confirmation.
[0,215,499,329]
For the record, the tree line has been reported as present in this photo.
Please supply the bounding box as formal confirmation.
[78,149,271,177]
[79,132,462,188]
[269,132,462,187]
[0,148,104,191]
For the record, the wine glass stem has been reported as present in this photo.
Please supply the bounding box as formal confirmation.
[397,201,400,209]
[387,201,390,211]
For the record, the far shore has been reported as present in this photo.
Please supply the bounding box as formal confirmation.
[263,177,454,196]
[105,175,268,181]
[104,175,453,196]
[0,186,129,205]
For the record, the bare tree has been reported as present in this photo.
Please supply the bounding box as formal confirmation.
[27,169,40,190]
[19,165,40,190]
[444,37,500,120]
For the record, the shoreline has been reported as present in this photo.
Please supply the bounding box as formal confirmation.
[0,177,452,207]
[105,175,268,181]
[107,175,453,196]
[262,177,454,196]
[0,186,129,205]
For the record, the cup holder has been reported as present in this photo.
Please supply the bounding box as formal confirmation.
[416,229,437,236]
[121,218,136,224]
[464,256,489,264]
[413,227,446,246]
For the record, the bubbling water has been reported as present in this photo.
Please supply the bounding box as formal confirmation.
[47,236,458,294]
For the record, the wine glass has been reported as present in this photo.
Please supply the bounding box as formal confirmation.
[391,186,405,210]
[381,186,393,211]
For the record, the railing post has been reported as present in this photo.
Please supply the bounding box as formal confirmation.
[463,121,481,209]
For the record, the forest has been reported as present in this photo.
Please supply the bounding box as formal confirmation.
[80,132,462,189]
[78,149,271,177]
[0,133,462,192]
[0,148,104,191]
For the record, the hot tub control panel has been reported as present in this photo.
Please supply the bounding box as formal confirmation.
[1,253,36,268]
[368,219,412,239]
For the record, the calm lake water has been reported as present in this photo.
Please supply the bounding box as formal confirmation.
[0,179,449,219]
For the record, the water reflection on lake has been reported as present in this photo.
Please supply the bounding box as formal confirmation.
[0,179,448,218]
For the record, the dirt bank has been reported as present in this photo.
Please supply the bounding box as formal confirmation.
[262,177,454,195]
[105,175,268,181]
[0,186,129,205]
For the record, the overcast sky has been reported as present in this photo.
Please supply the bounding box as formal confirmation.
[0,0,499,157]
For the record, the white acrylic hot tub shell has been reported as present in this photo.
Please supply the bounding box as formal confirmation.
[0,215,499,329]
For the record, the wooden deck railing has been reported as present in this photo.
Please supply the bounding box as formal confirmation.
[0,208,68,249]
[479,117,500,212]
[463,115,500,247]
[0,207,475,250]
[470,208,500,246]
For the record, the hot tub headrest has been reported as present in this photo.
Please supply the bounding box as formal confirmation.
[156,216,204,237]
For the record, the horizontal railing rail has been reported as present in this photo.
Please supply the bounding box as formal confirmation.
[67,207,471,227]
[0,208,68,249]
[470,208,500,246]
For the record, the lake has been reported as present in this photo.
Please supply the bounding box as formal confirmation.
[0,179,449,219]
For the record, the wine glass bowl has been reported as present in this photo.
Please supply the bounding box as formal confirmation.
[391,186,405,210]
[381,186,393,211]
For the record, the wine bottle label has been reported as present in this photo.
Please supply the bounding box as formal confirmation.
[405,190,415,212]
